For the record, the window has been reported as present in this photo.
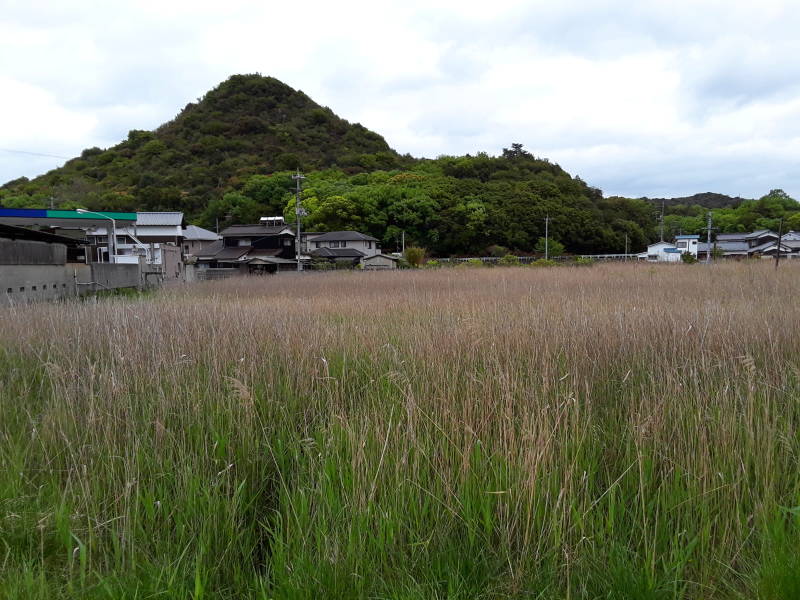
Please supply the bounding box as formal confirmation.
[184,245,189,252]
[677,241,687,249]
[314,242,320,248]
[19,287,25,292]
[6,288,11,294]
[283,239,291,246]
[32,286,37,291]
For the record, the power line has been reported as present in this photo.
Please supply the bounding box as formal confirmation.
[0,148,71,160]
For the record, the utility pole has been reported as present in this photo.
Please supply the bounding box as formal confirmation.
[293,170,306,272]
[401,230,405,255]
[706,212,713,264]
[544,215,550,260]
[775,218,784,271]
[659,200,665,242]
[624,233,629,259]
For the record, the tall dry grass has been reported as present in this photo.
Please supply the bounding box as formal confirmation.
[1,261,799,599]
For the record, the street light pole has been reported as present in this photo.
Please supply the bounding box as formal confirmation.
[544,215,550,260]
[292,170,306,272]
[77,209,117,264]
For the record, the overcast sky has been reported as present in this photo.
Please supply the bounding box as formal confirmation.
[2,0,799,199]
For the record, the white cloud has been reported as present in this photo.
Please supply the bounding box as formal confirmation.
[1,0,799,200]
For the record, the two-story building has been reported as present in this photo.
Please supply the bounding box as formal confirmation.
[305,230,398,269]
[197,223,297,272]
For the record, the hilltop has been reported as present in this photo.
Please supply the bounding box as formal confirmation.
[1,75,401,215]
[642,192,750,210]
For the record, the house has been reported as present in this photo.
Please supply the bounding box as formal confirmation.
[306,230,398,269]
[182,225,221,258]
[306,231,381,258]
[197,223,297,273]
[637,241,683,262]
[697,230,800,259]
[673,235,700,258]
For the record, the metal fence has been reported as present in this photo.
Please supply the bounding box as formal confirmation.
[437,254,639,265]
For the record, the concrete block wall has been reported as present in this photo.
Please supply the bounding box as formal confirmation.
[1,264,93,307]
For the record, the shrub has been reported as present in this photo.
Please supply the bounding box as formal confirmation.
[531,258,558,267]
[424,259,440,269]
[681,252,698,264]
[463,258,484,267]
[575,257,595,266]
[404,246,426,268]
[534,237,565,257]
[487,245,509,258]
[498,254,521,267]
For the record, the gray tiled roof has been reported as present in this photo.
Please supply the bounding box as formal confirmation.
[213,247,250,261]
[183,225,220,241]
[196,240,223,258]
[220,225,294,237]
[310,230,378,242]
[698,241,749,253]
[311,247,366,258]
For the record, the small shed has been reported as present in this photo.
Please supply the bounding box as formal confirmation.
[362,253,399,270]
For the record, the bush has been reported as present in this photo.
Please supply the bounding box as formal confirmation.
[531,258,558,267]
[498,254,521,267]
[681,252,698,264]
[404,246,426,268]
[463,258,484,267]
[534,237,565,257]
[424,259,440,269]
[487,245,509,258]
[575,257,595,266]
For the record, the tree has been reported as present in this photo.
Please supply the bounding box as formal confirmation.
[535,237,564,257]
[404,246,425,268]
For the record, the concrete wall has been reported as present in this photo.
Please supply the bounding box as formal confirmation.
[1,264,93,306]
[0,239,67,265]
[91,262,142,291]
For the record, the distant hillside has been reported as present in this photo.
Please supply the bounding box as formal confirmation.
[642,192,750,210]
[1,74,401,214]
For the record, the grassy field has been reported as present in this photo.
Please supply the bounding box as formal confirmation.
[1,262,800,599]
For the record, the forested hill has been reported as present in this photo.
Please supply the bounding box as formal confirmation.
[2,74,799,256]
[643,192,749,209]
[0,74,401,215]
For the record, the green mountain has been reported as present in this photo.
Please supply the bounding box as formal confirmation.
[1,74,401,215]
[2,75,798,255]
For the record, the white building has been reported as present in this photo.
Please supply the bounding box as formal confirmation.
[674,234,700,258]
[86,212,184,265]
[637,241,683,262]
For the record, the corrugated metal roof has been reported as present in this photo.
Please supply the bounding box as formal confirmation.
[136,212,184,226]
[183,225,220,241]
[311,230,378,242]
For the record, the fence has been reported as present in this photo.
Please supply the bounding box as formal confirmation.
[437,254,639,265]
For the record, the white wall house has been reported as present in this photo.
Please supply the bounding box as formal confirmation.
[637,241,683,262]
[674,234,700,258]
